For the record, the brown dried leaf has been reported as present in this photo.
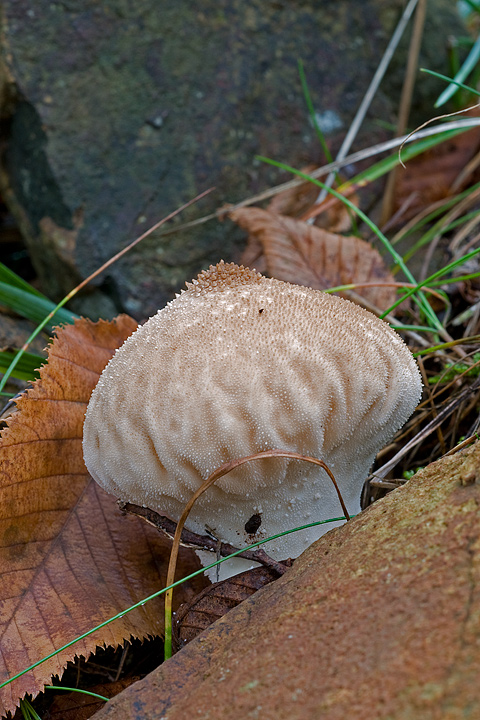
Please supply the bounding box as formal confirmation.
[239,231,267,274]
[241,168,358,271]
[233,206,396,310]
[306,191,359,233]
[173,564,285,652]
[0,317,207,717]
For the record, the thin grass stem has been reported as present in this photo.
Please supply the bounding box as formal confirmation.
[298,59,333,163]
[313,0,419,207]
[421,68,480,98]
[382,247,480,318]
[433,37,480,106]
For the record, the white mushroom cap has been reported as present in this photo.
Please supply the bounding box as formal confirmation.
[83,261,422,572]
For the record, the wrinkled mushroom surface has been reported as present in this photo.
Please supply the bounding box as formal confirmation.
[83,262,422,562]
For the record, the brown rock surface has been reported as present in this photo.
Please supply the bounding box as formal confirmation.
[92,441,480,720]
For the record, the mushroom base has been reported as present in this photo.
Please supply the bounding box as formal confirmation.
[195,551,261,582]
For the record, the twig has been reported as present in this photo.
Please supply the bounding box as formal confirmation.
[373,375,480,479]
[119,501,291,574]
[154,449,346,660]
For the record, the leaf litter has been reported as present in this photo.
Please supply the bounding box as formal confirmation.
[2,108,480,720]
[0,317,207,718]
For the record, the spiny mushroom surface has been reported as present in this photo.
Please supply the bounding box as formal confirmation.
[83,261,422,572]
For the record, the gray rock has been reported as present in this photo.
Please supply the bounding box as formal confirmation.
[0,1,464,319]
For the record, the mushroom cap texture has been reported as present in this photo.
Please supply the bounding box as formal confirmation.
[83,262,422,561]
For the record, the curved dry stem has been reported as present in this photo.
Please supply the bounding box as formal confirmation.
[164,449,347,660]
[398,102,480,167]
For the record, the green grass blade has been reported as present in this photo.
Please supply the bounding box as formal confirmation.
[414,335,480,357]
[20,699,42,720]
[429,272,480,287]
[0,263,45,298]
[0,282,77,327]
[399,205,480,267]
[433,36,480,106]
[0,350,43,381]
[45,686,108,702]
[298,59,333,163]
[461,0,480,15]
[343,127,478,189]
[424,247,480,286]
[392,192,479,246]
[0,516,347,692]
[383,247,480,318]
[390,324,440,333]
[458,0,480,18]
[421,68,480,100]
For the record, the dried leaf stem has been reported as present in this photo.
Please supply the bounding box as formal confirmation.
[372,375,480,480]
[120,502,291,572]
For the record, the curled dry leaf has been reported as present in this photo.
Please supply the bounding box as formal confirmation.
[239,231,267,275]
[266,166,319,220]
[0,317,207,717]
[173,562,292,652]
[233,206,396,311]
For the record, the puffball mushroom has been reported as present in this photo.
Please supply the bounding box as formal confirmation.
[83,261,422,577]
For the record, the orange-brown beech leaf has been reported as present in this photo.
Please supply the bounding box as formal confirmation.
[240,169,358,272]
[0,317,207,718]
[232,207,396,311]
